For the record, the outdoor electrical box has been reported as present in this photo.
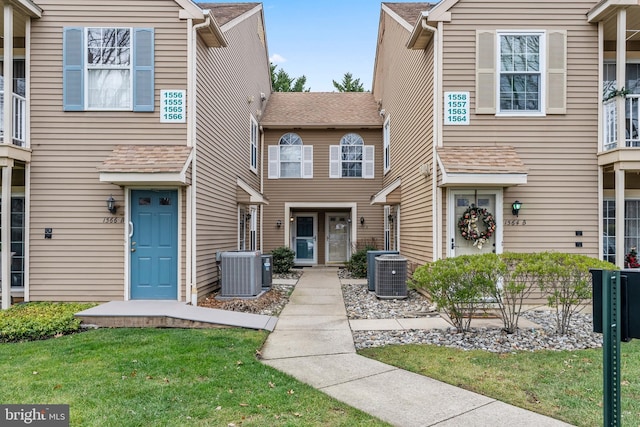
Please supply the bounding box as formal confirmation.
[591,269,640,342]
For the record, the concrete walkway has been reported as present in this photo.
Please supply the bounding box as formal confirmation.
[261,267,573,427]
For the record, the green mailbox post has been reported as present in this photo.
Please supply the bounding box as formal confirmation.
[591,269,640,427]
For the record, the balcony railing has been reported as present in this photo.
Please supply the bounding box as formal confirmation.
[0,91,26,147]
[603,94,640,151]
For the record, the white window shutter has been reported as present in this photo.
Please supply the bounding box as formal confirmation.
[329,145,341,178]
[546,30,567,115]
[268,146,279,179]
[363,146,375,179]
[476,30,496,114]
[302,145,313,178]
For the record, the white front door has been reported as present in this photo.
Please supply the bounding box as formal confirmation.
[450,190,502,257]
[327,213,350,263]
[293,213,317,265]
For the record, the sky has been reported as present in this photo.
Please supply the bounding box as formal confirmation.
[260,1,383,92]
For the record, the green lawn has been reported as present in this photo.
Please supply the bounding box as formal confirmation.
[0,328,389,427]
[360,341,640,427]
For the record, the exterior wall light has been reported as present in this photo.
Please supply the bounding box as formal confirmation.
[360,216,365,225]
[107,195,117,214]
[388,214,394,223]
[276,220,282,228]
[290,216,294,222]
[512,200,522,217]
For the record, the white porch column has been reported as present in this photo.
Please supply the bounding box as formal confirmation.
[615,167,625,269]
[616,9,627,147]
[1,162,12,309]
[3,4,13,146]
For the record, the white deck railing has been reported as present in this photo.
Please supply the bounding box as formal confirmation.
[603,94,640,151]
[0,91,26,147]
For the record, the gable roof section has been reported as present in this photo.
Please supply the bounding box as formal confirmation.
[99,145,193,185]
[436,146,528,187]
[260,92,384,129]
[381,3,437,49]
[383,2,435,28]
[198,2,261,27]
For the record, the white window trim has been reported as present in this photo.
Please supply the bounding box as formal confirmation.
[268,134,313,179]
[84,27,134,111]
[383,115,391,174]
[330,133,374,179]
[250,115,258,173]
[495,30,546,117]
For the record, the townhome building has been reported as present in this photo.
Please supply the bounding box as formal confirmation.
[373,1,625,271]
[4,0,637,309]
[260,92,385,265]
[1,0,271,308]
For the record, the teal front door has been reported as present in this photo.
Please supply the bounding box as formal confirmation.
[130,190,178,299]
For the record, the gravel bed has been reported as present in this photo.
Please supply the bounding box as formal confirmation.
[342,282,603,353]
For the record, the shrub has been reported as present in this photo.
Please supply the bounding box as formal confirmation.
[536,252,617,335]
[412,254,505,332]
[412,252,618,336]
[346,245,377,278]
[271,246,295,274]
[0,302,96,342]
[492,252,543,333]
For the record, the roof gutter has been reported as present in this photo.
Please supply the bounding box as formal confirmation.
[407,12,437,50]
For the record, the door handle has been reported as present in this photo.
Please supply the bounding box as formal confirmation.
[131,248,136,253]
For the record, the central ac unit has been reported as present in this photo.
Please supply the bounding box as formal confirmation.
[220,251,262,298]
[375,254,407,299]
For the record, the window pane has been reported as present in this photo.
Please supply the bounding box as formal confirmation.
[88,69,131,109]
[499,34,541,113]
[281,162,301,178]
[280,145,301,162]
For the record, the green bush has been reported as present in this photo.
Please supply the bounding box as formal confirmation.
[412,254,505,332]
[271,246,295,274]
[0,302,96,342]
[346,246,376,278]
[412,252,618,335]
[494,252,542,333]
[536,252,616,334]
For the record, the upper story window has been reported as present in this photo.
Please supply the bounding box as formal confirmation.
[383,116,390,174]
[63,27,154,112]
[476,29,566,116]
[268,132,313,179]
[87,28,132,109]
[499,33,542,113]
[250,115,258,172]
[330,133,375,179]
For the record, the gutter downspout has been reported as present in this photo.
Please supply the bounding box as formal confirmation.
[425,18,441,261]
[187,16,211,305]
[259,125,264,253]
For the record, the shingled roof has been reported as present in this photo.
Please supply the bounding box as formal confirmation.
[437,146,528,175]
[383,2,436,26]
[197,2,260,26]
[99,145,192,173]
[260,92,383,129]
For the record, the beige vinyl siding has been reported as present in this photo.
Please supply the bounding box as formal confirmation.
[262,129,384,261]
[29,0,190,301]
[194,9,270,298]
[372,10,435,270]
[441,0,599,256]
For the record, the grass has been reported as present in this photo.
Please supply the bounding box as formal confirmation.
[359,340,640,427]
[0,328,389,426]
